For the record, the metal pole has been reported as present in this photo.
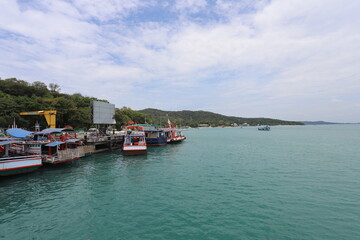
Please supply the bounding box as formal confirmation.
[5,145,9,157]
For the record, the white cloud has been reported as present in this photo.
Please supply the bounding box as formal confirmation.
[0,0,360,122]
[71,0,149,21]
[174,0,208,13]
[0,0,97,40]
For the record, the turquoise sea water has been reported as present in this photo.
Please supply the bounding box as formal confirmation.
[1,125,360,240]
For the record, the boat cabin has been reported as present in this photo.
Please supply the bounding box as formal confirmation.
[34,128,86,164]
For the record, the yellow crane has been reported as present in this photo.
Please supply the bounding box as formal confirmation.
[20,110,57,128]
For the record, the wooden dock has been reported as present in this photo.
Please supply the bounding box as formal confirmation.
[83,134,124,153]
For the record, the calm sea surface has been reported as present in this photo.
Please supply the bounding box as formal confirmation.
[1,125,360,240]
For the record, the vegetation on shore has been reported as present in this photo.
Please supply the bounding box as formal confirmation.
[0,78,151,130]
[139,108,303,127]
[1,78,303,129]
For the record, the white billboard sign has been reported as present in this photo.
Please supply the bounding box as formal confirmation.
[92,101,116,124]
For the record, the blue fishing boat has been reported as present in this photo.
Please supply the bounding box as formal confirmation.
[126,124,167,146]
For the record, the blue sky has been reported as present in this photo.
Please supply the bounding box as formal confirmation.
[1,0,360,122]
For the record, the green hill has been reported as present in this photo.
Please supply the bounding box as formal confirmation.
[1,78,303,129]
[0,78,151,129]
[139,108,303,127]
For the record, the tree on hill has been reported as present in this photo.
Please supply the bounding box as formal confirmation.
[0,78,105,129]
[0,78,155,129]
[49,83,61,92]
[114,107,152,129]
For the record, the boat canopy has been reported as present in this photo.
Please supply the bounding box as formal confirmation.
[0,137,18,141]
[161,128,173,132]
[126,125,144,130]
[126,124,161,131]
[127,124,160,127]
[65,139,81,143]
[6,128,33,138]
[0,140,22,146]
[125,135,145,138]
[36,128,66,134]
[45,142,65,147]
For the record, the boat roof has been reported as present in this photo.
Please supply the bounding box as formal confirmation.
[0,140,23,146]
[45,142,65,147]
[0,137,18,141]
[6,128,33,138]
[161,128,181,131]
[35,128,67,134]
[65,138,81,143]
[127,124,160,127]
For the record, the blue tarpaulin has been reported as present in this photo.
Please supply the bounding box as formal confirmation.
[45,142,65,147]
[6,128,33,138]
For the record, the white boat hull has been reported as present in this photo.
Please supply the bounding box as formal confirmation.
[0,155,42,176]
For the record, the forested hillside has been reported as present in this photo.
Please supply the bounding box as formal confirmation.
[139,108,303,127]
[1,78,302,130]
[0,78,151,129]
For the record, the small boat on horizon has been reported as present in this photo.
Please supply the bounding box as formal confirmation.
[258,125,271,131]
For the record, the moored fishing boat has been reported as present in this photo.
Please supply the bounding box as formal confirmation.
[0,140,42,176]
[126,124,167,146]
[33,128,86,164]
[122,131,147,155]
[6,128,50,156]
[163,119,186,143]
[6,127,85,164]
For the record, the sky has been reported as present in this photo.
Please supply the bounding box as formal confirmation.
[0,0,359,122]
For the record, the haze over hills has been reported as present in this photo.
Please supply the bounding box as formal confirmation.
[301,121,339,125]
[139,108,303,127]
[301,121,359,125]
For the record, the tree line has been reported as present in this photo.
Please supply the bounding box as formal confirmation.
[0,78,152,130]
[0,78,302,130]
[139,108,304,127]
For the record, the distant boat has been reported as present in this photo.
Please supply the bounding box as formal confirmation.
[122,131,147,155]
[163,119,186,143]
[258,125,271,131]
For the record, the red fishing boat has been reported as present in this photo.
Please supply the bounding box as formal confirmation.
[163,119,186,143]
[122,130,147,155]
